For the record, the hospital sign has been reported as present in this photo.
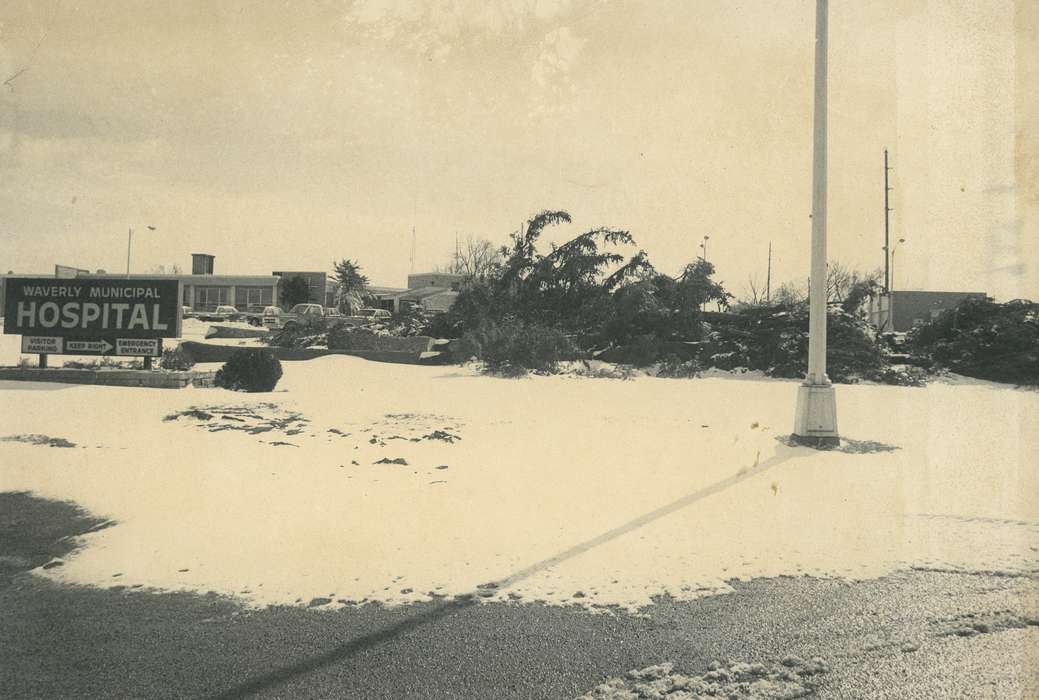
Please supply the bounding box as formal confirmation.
[3,278,181,354]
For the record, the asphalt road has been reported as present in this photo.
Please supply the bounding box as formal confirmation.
[2,492,1037,699]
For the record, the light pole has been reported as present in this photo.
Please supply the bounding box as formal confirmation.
[698,235,712,311]
[890,237,906,292]
[792,0,839,447]
[888,237,906,331]
[126,225,157,276]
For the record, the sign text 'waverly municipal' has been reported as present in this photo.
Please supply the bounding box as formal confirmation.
[3,278,182,340]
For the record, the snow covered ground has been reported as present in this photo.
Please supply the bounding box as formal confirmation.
[0,355,1036,612]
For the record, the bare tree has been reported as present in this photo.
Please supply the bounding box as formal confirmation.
[436,236,502,279]
[826,261,854,303]
[147,264,183,275]
[742,273,765,306]
[773,280,808,307]
[826,261,882,311]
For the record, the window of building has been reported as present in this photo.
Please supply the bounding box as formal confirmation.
[196,286,230,309]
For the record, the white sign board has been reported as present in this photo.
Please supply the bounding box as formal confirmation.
[21,336,63,354]
[116,338,161,356]
[66,339,115,354]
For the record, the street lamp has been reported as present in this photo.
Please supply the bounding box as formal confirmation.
[699,235,710,264]
[126,225,157,276]
[890,237,906,292]
[886,237,906,332]
[792,0,839,447]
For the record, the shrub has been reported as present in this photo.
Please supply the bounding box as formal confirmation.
[381,308,432,337]
[907,298,1039,385]
[62,357,143,370]
[571,362,638,380]
[423,310,465,339]
[600,333,668,367]
[215,349,283,392]
[268,318,329,348]
[160,345,195,371]
[656,354,702,378]
[457,320,580,375]
[868,365,930,387]
[696,306,883,383]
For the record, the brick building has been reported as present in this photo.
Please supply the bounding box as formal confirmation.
[868,290,987,332]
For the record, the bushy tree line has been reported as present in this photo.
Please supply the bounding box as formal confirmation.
[429,210,736,373]
[907,298,1039,385]
[426,209,896,380]
[440,210,654,337]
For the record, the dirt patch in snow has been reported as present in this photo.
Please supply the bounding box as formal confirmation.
[577,657,830,699]
[933,610,1039,638]
[163,404,310,437]
[1,434,77,448]
[355,413,463,448]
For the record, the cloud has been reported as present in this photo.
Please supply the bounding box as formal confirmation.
[531,25,586,87]
[345,0,575,58]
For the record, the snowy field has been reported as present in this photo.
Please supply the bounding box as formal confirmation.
[0,354,1036,612]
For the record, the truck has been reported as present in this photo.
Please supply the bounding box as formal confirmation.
[264,304,394,331]
[263,303,328,331]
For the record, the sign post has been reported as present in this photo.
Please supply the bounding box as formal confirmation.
[3,277,181,366]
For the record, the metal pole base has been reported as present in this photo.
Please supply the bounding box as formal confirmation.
[792,382,839,447]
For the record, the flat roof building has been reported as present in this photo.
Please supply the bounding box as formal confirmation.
[868,290,987,332]
[272,271,330,307]
[77,272,281,312]
[407,272,463,291]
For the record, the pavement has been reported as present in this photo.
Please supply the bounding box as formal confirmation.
[2,492,1037,699]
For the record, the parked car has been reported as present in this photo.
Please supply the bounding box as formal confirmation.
[329,307,394,327]
[265,303,327,331]
[181,306,195,319]
[357,307,392,321]
[261,306,283,329]
[197,305,239,322]
[239,304,269,326]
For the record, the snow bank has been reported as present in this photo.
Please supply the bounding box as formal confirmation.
[0,356,1036,611]
[578,657,830,699]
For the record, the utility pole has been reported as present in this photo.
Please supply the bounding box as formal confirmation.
[766,241,772,303]
[793,0,839,447]
[884,149,892,292]
[126,227,133,277]
[410,225,416,274]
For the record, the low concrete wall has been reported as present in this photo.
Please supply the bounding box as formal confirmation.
[205,325,270,339]
[178,341,449,365]
[0,367,218,389]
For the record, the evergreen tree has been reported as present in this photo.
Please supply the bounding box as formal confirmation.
[279,275,312,308]
[333,259,369,313]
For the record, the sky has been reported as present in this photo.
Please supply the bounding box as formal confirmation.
[1,0,1036,300]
